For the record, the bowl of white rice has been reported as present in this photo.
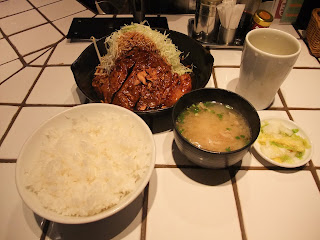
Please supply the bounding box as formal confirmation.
[16,103,155,224]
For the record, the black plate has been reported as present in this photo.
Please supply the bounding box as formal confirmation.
[71,28,214,116]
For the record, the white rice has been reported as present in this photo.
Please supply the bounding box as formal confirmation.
[24,112,152,217]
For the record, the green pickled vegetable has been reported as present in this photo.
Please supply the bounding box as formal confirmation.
[258,120,311,164]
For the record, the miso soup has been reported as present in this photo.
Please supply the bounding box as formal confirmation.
[176,101,251,152]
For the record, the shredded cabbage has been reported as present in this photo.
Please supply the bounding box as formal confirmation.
[100,22,192,76]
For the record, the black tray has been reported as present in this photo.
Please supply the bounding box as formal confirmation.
[67,17,169,40]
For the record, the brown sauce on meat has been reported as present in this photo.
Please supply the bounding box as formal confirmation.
[92,47,192,111]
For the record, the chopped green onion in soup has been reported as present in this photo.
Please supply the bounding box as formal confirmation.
[176,101,251,152]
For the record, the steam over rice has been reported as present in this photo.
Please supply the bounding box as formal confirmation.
[24,111,152,217]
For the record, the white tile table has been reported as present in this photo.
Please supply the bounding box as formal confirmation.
[1,1,319,239]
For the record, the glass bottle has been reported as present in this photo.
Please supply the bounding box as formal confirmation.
[234,0,261,45]
[250,9,273,30]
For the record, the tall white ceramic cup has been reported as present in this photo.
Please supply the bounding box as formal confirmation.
[236,28,301,110]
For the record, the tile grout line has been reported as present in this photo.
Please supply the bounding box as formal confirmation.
[5,22,50,38]
[212,67,218,88]
[0,103,80,107]
[0,16,67,87]
[308,161,320,192]
[214,65,240,69]
[0,57,21,67]
[0,42,57,149]
[0,160,315,171]
[271,107,320,110]
[50,9,89,23]
[0,4,318,239]
[33,64,72,67]
[156,164,197,168]
[21,45,57,106]
[0,102,319,111]
[0,0,319,227]
[2,2,320,70]
[0,159,16,163]
[25,0,66,38]
[0,14,31,145]
[278,88,320,192]
[0,106,23,148]
[26,47,54,65]
[294,25,320,65]
[293,66,320,70]
[23,37,66,68]
[229,168,247,240]
[23,47,54,60]
[213,66,320,69]
[19,42,65,240]
[140,183,150,240]
[0,7,33,20]
[1,44,59,70]
[277,89,293,120]
[0,0,63,20]
[0,65,25,86]
[0,0,67,65]
[0,28,27,67]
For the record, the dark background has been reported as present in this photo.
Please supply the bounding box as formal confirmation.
[78,0,319,30]
[77,0,196,14]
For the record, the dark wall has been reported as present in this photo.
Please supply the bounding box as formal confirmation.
[77,0,196,14]
[294,0,320,30]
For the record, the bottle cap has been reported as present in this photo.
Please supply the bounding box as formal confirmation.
[253,10,274,27]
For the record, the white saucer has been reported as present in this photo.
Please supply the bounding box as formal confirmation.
[253,118,313,168]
